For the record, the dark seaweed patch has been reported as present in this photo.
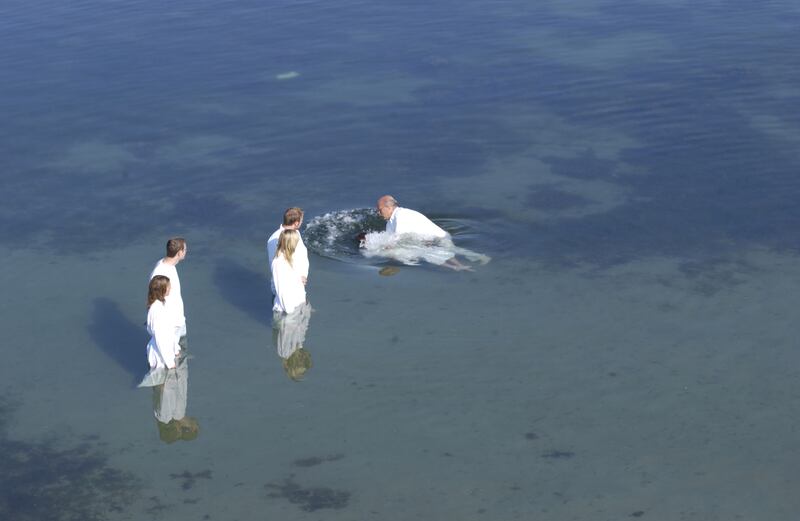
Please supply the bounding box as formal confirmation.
[265,477,350,512]
[543,149,617,180]
[541,450,575,459]
[0,395,141,521]
[293,453,345,468]
[170,469,213,491]
[526,187,593,211]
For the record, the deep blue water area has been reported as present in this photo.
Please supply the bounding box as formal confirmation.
[2,1,800,519]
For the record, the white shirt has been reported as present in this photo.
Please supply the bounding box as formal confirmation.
[386,207,448,239]
[146,300,181,369]
[267,226,309,293]
[150,259,186,336]
[271,253,307,314]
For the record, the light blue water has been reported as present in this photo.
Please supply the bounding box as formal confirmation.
[2,1,800,519]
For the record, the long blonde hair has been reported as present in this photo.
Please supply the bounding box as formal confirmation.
[277,229,300,267]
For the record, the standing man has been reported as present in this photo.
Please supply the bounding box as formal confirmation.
[267,207,309,294]
[150,237,188,351]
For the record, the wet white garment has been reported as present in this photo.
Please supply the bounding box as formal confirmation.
[146,300,181,369]
[150,259,186,337]
[153,361,188,423]
[272,302,312,359]
[267,226,309,293]
[386,207,448,239]
[362,231,492,267]
[271,253,307,314]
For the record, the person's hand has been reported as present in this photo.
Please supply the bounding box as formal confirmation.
[301,276,307,285]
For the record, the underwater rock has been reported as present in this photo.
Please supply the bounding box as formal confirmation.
[276,71,300,80]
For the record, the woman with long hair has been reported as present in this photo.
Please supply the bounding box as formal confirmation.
[271,229,307,314]
[146,275,181,369]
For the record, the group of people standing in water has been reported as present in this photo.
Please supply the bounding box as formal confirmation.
[143,195,484,379]
[140,195,488,440]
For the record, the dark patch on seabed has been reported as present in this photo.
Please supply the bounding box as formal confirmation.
[541,450,575,459]
[526,186,592,211]
[0,394,141,521]
[293,453,345,468]
[265,476,351,512]
[170,469,213,491]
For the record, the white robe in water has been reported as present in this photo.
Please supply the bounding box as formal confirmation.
[386,207,449,239]
[272,302,312,359]
[271,254,307,314]
[146,300,181,369]
[267,226,309,294]
[153,361,188,423]
[362,231,492,267]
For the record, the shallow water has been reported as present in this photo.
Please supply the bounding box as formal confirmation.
[2,0,800,519]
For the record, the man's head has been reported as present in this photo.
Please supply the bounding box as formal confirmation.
[166,237,187,261]
[283,207,304,230]
[376,195,397,220]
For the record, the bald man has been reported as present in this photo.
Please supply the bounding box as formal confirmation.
[376,195,448,239]
[375,195,473,271]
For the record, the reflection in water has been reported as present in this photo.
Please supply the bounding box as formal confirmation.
[139,358,199,443]
[272,302,313,381]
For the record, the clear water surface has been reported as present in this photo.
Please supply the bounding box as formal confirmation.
[2,0,800,519]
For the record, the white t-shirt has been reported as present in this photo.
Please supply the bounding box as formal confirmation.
[150,259,186,336]
[271,253,307,314]
[146,300,181,369]
[267,226,309,293]
[386,207,448,239]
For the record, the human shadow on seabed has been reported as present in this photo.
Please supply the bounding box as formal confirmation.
[88,297,148,388]
[213,259,273,328]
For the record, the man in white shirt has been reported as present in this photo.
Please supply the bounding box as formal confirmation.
[267,207,309,293]
[376,195,449,239]
[376,195,474,271]
[150,237,188,349]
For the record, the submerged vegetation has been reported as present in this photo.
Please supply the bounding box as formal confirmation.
[265,476,350,512]
[0,394,141,521]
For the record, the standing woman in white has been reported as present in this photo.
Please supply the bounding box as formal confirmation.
[271,229,307,314]
[146,275,182,369]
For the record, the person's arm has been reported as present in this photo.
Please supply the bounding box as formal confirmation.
[296,238,310,282]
